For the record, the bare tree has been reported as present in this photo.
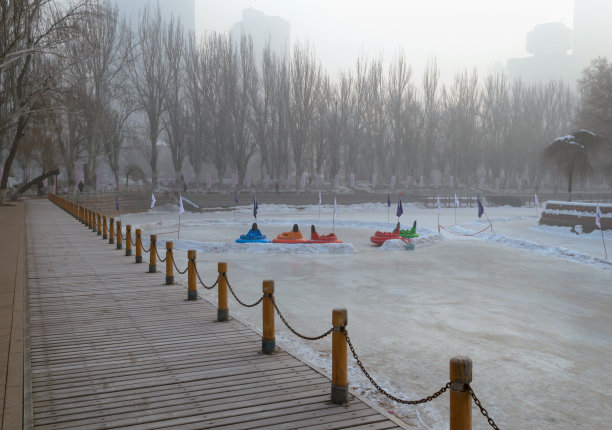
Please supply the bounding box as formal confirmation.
[288,43,323,186]
[162,16,187,184]
[229,33,257,184]
[1,0,88,204]
[129,4,171,189]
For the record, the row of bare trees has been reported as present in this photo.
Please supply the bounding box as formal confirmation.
[2,1,609,203]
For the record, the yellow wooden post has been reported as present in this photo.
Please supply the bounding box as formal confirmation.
[450,356,472,430]
[165,241,174,284]
[97,213,102,235]
[125,225,132,256]
[149,234,157,273]
[262,280,275,354]
[88,209,93,229]
[135,229,142,263]
[102,215,108,239]
[116,220,122,250]
[109,218,115,244]
[331,308,348,404]
[217,262,228,321]
[92,212,97,233]
[187,250,197,300]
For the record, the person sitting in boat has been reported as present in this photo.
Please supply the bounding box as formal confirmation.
[403,220,417,235]
[310,225,337,240]
[240,223,266,240]
[277,224,304,240]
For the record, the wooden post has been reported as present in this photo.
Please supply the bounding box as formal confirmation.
[262,280,275,354]
[135,229,142,263]
[125,225,132,256]
[102,215,108,239]
[450,356,472,430]
[217,262,228,321]
[89,210,93,229]
[109,218,115,244]
[97,213,102,235]
[116,220,122,250]
[187,250,197,300]
[331,308,348,404]
[92,211,97,233]
[165,241,173,284]
[149,235,157,273]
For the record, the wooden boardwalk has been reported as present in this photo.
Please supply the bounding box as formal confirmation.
[25,200,404,429]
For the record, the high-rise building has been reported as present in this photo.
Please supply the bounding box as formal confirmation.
[507,0,612,84]
[230,8,290,61]
[507,22,580,83]
[114,0,195,35]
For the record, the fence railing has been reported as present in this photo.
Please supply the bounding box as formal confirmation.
[48,193,501,429]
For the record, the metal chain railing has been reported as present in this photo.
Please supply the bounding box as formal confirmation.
[156,247,166,262]
[224,275,263,307]
[172,256,188,275]
[140,237,150,253]
[346,333,451,405]
[194,266,218,290]
[469,386,501,429]
[272,300,334,341]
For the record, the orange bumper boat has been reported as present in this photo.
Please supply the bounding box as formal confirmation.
[272,224,308,243]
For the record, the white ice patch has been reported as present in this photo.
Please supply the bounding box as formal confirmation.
[142,238,355,255]
[449,226,612,271]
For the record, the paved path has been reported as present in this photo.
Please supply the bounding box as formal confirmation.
[0,201,25,430]
[25,199,404,429]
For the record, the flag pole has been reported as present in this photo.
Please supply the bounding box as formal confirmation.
[601,229,608,259]
[484,212,495,234]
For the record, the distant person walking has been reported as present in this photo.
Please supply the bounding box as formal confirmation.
[78,180,84,193]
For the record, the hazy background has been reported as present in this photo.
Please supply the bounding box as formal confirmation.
[195,0,574,80]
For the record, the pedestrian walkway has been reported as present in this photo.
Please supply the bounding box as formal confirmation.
[0,201,25,430]
[25,199,404,429]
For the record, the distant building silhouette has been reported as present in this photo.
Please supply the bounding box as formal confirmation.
[230,8,290,62]
[114,0,195,35]
[507,22,580,84]
[507,0,612,84]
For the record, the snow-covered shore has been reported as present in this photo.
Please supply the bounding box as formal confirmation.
[121,202,612,429]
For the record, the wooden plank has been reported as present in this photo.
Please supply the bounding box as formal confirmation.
[26,200,404,430]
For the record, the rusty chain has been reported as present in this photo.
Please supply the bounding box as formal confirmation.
[346,333,451,405]
[224,275,263,307]
[272,300,334,340]
[172,256,188,275]
[138,236,150,253]
[469,386,501,429]
[155,246,166,262]
[195,266,218,290]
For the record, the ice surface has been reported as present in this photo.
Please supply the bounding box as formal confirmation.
[123,202,612,429]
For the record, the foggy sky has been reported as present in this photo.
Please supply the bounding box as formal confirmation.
[195,0,574,81]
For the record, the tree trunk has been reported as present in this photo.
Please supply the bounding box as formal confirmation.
[10,169,60,200]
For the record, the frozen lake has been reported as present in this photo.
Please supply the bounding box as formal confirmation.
[120,201,612,429]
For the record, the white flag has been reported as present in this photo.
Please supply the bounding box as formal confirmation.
[178,195,185,215]
[595,204,602,229]
[534,193,539,206]
[318,191,321,205]
[334,197,337,217]
[151,193,156,209]
[455,193,460,208]
[437,196,441,213]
